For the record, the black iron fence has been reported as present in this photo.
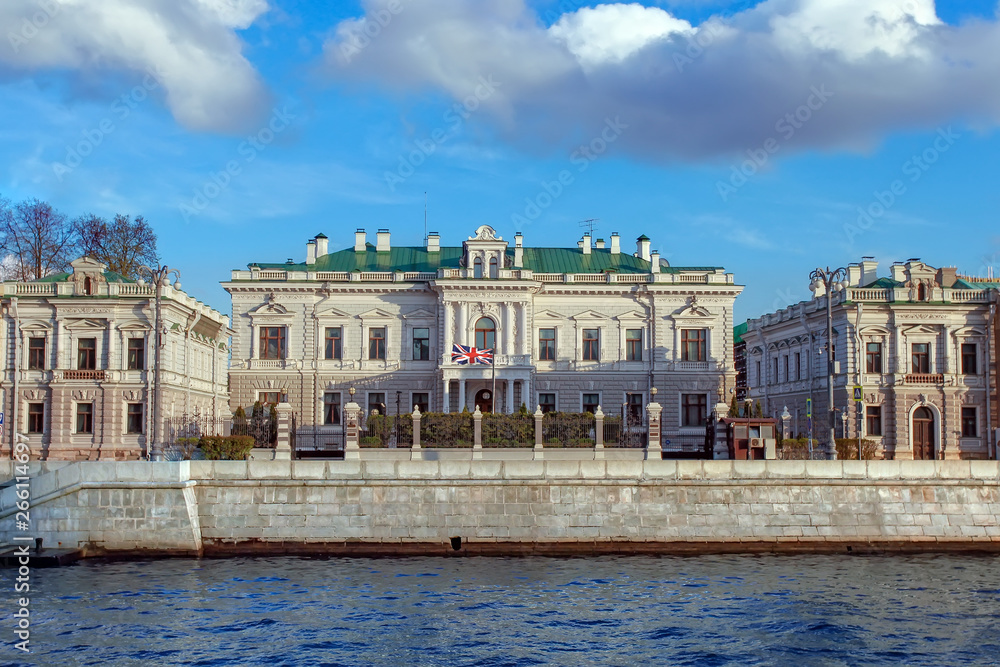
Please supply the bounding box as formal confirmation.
[602,406,646,448]
[541,412,596,447]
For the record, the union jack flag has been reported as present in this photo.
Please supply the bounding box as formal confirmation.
[451,343,493,365]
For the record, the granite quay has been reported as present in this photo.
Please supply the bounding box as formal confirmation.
[3,459,1000,558]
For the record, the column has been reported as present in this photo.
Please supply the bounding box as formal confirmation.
[457,303,467,345]
[942,325,952,375]
[442,378,451,413]
[505,380,513,413]
[344,400,361,460]
[458,379,466,412]
[274,401,292,460]
[517,303,527,356]
[443,300,454,359]
[504,302,514,356]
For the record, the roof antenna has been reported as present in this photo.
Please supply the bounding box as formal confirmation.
[424,192,428,244]
[579,218,599,235]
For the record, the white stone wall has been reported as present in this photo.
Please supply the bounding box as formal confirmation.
[5,460,1000,555]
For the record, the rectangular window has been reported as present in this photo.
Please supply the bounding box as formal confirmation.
[127,338,145,370]
[582,393,600,414]
[962,407,978,438]
[368,392,386,416]
[626,393,644,421]
[756,361,761,386]
[681,393,708,427]
[961,343,977,375]
[258,392,282,405]
[76,403,93,434]
[77,338,96,370]
[794,352,801,380]
[538,328,556,361]
[912,343,930,374]
[27,403,44,434]
[412,328,429,361]
[126,403,144,434]
[772,358,778,381]
[28,337,45,370]
[866,342,882,374]
[626,329,642,361]
[323,392,341,425]
[369,327,386,360]
[259,327,286,360]
[866,405,882,437]
[681,329,707,362]
[582,329,600,361]
[412,392,429,413]
[325,327,342,360]
[783,355,789,382]
[538,393,556,413]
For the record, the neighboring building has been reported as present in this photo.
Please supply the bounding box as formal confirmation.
[223,225,743,452]
[0,257,232,460]
[734,321,748,404]
[743,258,999,460]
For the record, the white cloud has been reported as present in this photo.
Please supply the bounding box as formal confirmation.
[0,0,271,132]
[549,3,694,68]
[321,0,1000,161]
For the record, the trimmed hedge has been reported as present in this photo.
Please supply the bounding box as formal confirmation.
[542,412,597,447]
[420,412,474,447]
[779,437,881,460]
[481,412,534,447]
[361,414,414,448]
[198,435,257,460]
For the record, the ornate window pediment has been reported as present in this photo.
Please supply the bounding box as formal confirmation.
[402,308,436,320]
[534,310,564,321]
[316,306,351,319]
[570,310,610,321]
[19,321,53,332]
[359,307,395,320]
[63,318,107,331]
[118,320,151,332]
[614,311,646,322]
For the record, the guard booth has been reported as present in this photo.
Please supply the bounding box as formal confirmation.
[706,417,778,460]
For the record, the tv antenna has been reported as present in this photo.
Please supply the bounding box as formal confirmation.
[579,218,599,235]
[423,192,428,243]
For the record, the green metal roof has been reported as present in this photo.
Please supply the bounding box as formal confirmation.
[35,270,135,283]
[861,277,903,289]
[953,279,1000,290]
[255,245,722,275]
[733,322,748,344]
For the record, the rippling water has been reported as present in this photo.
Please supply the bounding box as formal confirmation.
[5,554,1000,666]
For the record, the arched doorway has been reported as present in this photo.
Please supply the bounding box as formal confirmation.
[913,406,935,460]
[475,389,494,413]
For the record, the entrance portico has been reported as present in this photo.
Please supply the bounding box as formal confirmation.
[441,366,532,413]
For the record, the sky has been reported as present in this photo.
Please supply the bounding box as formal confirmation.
[1,0,998,323]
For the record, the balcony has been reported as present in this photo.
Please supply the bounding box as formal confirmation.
[904,373,943,385]
[63,370,106,381]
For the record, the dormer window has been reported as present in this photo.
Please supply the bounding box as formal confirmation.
[489,256,498,279]
[474,257,483,279]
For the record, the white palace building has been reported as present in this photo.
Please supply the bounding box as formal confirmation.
[223,226,743,452]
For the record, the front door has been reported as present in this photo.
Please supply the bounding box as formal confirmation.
[475,389,494,413]
[913,406,935,460]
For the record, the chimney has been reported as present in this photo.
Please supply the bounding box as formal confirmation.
[315,233,328,258]
[426,232,440,253]
[376,229,390,253]
[610,232,620,255]
[847,263,861,287]
[937,266,957,288]
[891,262,906,283]
[860,257,878,286]
[582,233,591,255]
[354,229,366,252]
[306,239,316,265]
[650,250,660,274]
[636,235,651,261]
[595,238,605,249]
[514,232,524,268]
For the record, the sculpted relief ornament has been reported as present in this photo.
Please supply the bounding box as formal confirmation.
[470,225,500,241]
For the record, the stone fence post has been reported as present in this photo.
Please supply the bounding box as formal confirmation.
[473,407,483,460]
[594,406,605,460]
[344,401,361,460]
[533,406,544,460]
[645,401,662,460]
[274,402,292,461]
[411,406,422,461]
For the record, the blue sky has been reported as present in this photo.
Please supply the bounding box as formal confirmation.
[1,0,998,322]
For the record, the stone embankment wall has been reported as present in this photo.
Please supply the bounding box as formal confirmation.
[3,459,1000,556]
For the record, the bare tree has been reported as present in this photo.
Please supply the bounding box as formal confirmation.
[0,198,77,281]
[75,213,159,279]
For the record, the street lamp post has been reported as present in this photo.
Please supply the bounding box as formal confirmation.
[809,266,848,460]
[138,265,182,460]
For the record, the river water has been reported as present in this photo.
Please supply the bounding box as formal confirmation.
[5,554,1000,666]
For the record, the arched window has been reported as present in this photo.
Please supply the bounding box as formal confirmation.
[917,283,926,301]
[489,256,498,279]
[83,277,93,295]
[473,257,483,279]
[475,317,496,351]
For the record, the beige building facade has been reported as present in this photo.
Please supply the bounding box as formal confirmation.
[743,258,999,460]
[1,257,232,460]
[224,226,743,452]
